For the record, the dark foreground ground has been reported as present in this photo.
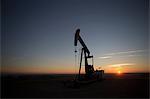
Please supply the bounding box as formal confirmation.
[1,73,149,98]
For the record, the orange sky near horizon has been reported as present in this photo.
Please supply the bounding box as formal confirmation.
[1,63,149,74]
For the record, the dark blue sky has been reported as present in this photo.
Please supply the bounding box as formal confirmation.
[2,0,149,73]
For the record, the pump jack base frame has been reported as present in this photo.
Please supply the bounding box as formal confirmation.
[63,73,104,88]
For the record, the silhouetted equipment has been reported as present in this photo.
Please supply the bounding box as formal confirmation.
[64,29,104,88]
[74,29,104,81]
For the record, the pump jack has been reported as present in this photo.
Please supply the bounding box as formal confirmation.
[74,29,104,82]
[63,29,104,88]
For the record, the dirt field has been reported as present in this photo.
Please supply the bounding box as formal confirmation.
[1,73,149,98]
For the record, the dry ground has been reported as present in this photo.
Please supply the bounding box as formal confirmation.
[1,73,149,98]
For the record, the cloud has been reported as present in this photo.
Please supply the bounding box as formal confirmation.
[98,49,146,59]
[106,49,146,56]
[108,63,135,68]
[99,56,112,59]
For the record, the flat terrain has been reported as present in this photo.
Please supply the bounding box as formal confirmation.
[1,73,149,98]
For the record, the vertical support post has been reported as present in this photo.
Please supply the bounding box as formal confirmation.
[84,49,88,75]
[92,56,94,67]
[78,48,83,80]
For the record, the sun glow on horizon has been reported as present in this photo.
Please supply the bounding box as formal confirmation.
[117,70,121,74]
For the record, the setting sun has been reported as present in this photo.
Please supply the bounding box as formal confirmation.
[118,71,121,74]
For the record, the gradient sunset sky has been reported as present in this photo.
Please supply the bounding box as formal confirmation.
[1,0,149,74]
